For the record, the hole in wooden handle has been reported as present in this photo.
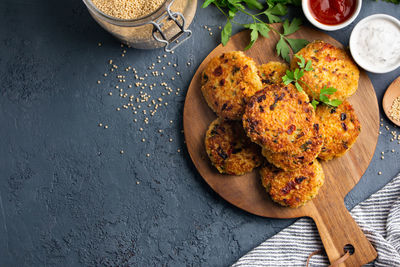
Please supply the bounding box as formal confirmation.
[344,243,355,255]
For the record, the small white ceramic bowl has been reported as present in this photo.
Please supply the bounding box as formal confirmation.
[349,14,400,74]
[302,0,362,31]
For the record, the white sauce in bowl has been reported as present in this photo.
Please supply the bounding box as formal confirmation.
[350,14,400,73]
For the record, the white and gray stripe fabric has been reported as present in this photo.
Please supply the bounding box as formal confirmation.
[233,173,400,267]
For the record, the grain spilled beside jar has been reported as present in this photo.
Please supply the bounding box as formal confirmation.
[82,0,197,51]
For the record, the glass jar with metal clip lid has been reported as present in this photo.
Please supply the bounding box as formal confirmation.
[82,0,197,52]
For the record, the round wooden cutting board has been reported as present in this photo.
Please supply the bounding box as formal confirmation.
[183,24,379,266]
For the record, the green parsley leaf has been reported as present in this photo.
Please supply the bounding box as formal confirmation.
[276,37,290,63]
[305,60,313,71]
[311,99,319,110]
[245,26,259,50]
[283,18,302,36]
[319,93,329,103]
[263,3,287,23]
[202,0,215,8]
[221,20,232,46]
[295,54,305,68]
[327,99,342,107]
[320,86,337,96]
[295,81,303,91]
[256,23,270,37]
[286,38,309,53]
[243,0,263,9]
[282,69,294,85]
[228,9,237,19]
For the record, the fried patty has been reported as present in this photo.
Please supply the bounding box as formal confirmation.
[258,62,288,86]
[260,160,325,208]
[201,51,262,120]
[316,101,361,161]
[205,118,263,175]
[242,84,316,153]
[261,125,323,171]
[291,41,359,101]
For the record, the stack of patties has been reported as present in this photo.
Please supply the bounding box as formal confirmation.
[242,83,325,208]
[202,51,264,176]
[292,41,361,162]
[201,42,361,209]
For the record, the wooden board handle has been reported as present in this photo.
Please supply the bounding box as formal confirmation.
[309,188,377,266]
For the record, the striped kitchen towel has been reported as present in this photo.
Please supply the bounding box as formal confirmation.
[232,173,400,267]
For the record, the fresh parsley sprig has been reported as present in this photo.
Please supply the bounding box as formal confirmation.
[282,55,343,109]
[202,0,309,62]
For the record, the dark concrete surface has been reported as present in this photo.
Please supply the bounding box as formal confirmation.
[0,0,399,266]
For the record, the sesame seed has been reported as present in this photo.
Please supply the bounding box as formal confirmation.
[187,62,191,66]
[120,150,124,154]
[98,123,103,127]
[97,80,101,84]
[381,156,384,159]
[209,32,213,36]
[169,138,173,142]
[136,181,140,185]
[392,149,395,152]
[142,138,145,142]
[109,92,113,96]
[170,120,173,123]
[381,151,385,155]
[378,171,382,175]
[139,128,143,131]
[146,153,150,157]
[98,42,102,46]
[177,149,181,152]
[104,125,109,129]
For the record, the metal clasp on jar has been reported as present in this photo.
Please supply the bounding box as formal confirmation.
[150,0,192,52]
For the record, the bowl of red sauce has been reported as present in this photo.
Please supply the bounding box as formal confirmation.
[302,0,362,31]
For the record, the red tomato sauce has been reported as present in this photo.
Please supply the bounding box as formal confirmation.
[309,0,356,25]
